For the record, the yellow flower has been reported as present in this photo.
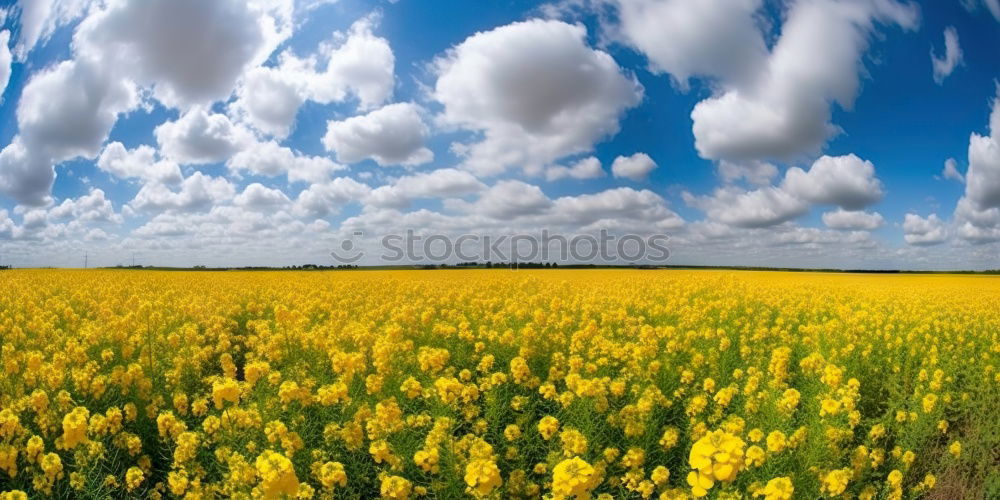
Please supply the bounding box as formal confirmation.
[887,469,903,489]
[921,393,938,413]
[821,468,852,497]
[125,466,144,491]
[380,475,413,499]
[504,424,522,441]
[316,461,347,489]
[213,377,241,410]
[659,427,680,450]
[650,466,670,486]
[538,416,560,440]
[61,406,90,449]
[255,450,299,499]
[552,457,599,499]
[687,430,746,497]
[465,458,502,497]
[559,428,588,456]
[761,476,794,500]
[686,471,714,498]
[766,431,787,453]
[745,445,765,467]
[948,441,961,458]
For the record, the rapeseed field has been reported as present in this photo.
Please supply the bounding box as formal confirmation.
[0,269,996,499]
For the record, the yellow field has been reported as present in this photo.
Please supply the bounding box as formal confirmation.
[0,269,997,499]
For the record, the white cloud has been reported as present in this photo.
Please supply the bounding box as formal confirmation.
[611,152,657,181]
[953,92,1000,242]
[465,180,553,219]
[322,102,432,167]
[155,108,255,165]
[782,154,883,210]
[960,0,1000,21]
[367,168,485,209]
[230,63,307,138]
[548,187,683,230]
[128,172,236,213]
[234,183,291,210]
[308,15,394,109]
[433,19,642,175]
[0,139,55,207]
[230,15,395,137]
[930,26,963,84]
[17,59,139,161]
[293,177,371,217]
[97,142,183,185]
[683,185,809,228]
[10,0,93,59]
[48,188,122,224]
[0,30,11,102]
[954,197,1000,243]
[717,160,778,186]
[75,0,292,108]
[227,140,343,184]
[822,209,884,230]
[903,213,947,246]
[546,157,605,181]
[609,0,767,88]
[0,56,138,205]
[963,93,1000,211]
[942,157,964,182]
[688,0,918,161]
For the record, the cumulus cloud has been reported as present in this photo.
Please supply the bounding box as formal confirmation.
[10,0,93,59]
[688,0,918,161]
[683,186,809,228]
[717,160,779,186]
[128,172,236,213]
[230,16,395,137]
[903,213,947,246]
[0,56,138,205]
[293,177,371,218]
[822,209,884,230]
[230,63,307,139]
[963,94,1000,211]
[227,141,344,184]
[234,183,291,211]
[97,142,183,185]
[782,154,883,210]
[322,102,432,167]
[609,0,767,88]
[953,91,1000,242]
[75,0,292,108]
[367,168,485,209]
[941,158,964,183]
[930,26,963,84]
[4,0,278,204]
[548,187,683,230]
[155,108,255,165]
[611,152,657,181]
[48,188,122,224]
[545,157,605,181]
[433,19,642,175]
[464,180,554,219]
[687,154,883,228]
[0,30,11,102]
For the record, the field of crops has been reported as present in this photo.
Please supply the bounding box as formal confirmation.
[0,269,997,499]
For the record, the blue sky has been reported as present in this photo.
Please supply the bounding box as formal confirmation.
[1,0,1000,269]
